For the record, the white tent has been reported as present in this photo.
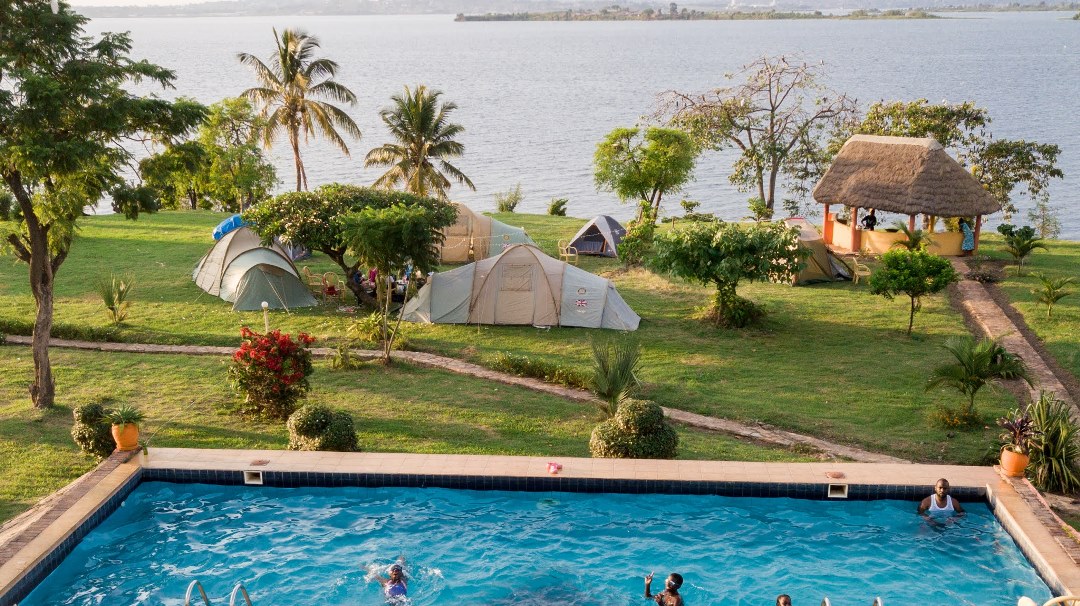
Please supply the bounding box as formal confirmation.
[569,215,625,257]
[192,227,317,311]
[403,244,640,330]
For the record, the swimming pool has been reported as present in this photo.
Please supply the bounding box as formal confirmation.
[19,481,1052,606]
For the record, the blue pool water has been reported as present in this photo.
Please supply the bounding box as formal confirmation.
[22,482,1051,606]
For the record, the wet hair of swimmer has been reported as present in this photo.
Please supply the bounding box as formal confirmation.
[777,594,792,606]
[665,574,683,590]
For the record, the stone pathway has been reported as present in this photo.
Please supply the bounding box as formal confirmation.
[3,335,903,463]
[950,258,1076,410]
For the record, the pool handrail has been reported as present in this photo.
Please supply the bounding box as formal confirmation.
[185,580,210,606]
[229,582,254,606]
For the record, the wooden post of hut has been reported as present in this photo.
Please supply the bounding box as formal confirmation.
[908,214,916,233]
[823,203,832,244]
[974,215,983,254]
[851,206,861,253]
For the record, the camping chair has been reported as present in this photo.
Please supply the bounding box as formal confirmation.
[851,256,872,285]
[321,271,345,302]
[558,239,579,266]
[301,266,322,294]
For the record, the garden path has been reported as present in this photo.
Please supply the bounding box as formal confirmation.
[950,258,1077,411]
[3,335,906,463]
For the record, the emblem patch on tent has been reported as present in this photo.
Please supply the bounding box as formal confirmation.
[577,288,587,295]
[575,299,588,308]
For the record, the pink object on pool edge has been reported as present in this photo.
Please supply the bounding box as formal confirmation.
[547,462,562,474]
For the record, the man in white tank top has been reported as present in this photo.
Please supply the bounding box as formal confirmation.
[918,478,965,518]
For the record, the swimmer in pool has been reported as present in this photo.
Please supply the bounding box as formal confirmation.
[644,572,684,606]
[376,561,407,600]
[918,478,965,519]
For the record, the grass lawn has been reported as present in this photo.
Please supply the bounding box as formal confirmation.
[979,236,1080,383]
[0,346,811,522]
[0,210,1036,523]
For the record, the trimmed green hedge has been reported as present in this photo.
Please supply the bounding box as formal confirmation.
[287,404,360,452]
[589,399,678,459]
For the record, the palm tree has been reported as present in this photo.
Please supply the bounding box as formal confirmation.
[889,221,934,251]
[365,85,475,200]
[926,336,1033,417]
[238,28,361,192]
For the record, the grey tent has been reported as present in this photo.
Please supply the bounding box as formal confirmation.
[403,244,640,330]
[192,227,318,311]
[440,203,535,263]
[783,218,851,285]
[569,215,625,257]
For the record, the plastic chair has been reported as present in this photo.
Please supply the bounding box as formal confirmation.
[321,271,343,302]
[558,239,579,266]
[851,256,872,285]
[301,266,322,294]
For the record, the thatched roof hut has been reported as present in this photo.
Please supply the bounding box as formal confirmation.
[812,135,1000,216]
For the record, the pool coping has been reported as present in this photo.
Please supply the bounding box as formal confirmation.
[2,449,1079,604]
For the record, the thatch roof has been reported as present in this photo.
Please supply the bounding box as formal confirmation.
[812,135,1000,216]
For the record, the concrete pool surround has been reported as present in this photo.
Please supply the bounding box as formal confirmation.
[2,449,1080,605]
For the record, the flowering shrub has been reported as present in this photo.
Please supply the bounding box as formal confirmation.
[229,327,315,420]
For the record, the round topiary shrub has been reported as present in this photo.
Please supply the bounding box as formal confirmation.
[287,404,360,452]
[589,399,678,459]
[71,403,114,459]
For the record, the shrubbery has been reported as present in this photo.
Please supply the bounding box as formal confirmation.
[71,403,115,459]
[229,327,315,420]
[617,219,655,267]
[589,399,678,459]
[287,404,359,452]
[1028,391,1080,494]
[491,352,591,390]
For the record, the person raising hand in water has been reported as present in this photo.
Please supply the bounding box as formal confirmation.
[376,561,408,601]
[645,572,684,606]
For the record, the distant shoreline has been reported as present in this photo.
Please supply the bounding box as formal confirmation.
[454,8,941,21]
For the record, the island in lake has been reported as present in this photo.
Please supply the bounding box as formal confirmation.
[455,6,939,21]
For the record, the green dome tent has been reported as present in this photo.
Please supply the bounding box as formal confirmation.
[192,227,318,311]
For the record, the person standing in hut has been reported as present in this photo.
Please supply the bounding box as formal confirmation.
[960,218,975,256]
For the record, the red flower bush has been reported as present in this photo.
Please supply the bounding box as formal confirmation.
[229,326,315,420]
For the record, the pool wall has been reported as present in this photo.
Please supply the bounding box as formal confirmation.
[2,449,1079,605]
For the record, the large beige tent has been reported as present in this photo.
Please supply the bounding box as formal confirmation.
[404,244,640,330]
[440,203,535,263]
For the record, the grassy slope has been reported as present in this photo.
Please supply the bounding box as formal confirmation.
[980,235,1080,382]
[0,347,809,522]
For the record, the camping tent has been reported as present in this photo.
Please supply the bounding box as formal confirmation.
[192,227,318,311]
[569,215,625,257]
[440,203,535,263]
[403,244,640,330]
[784,218,851,285]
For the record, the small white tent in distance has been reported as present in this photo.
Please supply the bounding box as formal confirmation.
[192,227,318,311]
[403,244,640,330]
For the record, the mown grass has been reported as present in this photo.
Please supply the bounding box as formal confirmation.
[0,346,811,522]
[0,212,1019,457]
[979,235,1080,383]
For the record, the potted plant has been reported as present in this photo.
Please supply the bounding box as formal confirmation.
[998,407,1038,477]
[108,403,145,452]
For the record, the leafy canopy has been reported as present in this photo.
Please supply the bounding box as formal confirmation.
[650,220,805,326]
[868,249,959,335]
[594,126,697,222]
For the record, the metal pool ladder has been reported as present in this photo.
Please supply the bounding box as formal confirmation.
[185,580,254,606]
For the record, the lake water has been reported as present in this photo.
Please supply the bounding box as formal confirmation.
[86,12,1080,237]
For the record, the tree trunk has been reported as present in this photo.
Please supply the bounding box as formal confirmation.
[290,130,305,192]
[908,296,917,336]
[30,276,56,408]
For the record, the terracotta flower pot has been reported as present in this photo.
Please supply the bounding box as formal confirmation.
[111,423,140,451]
[1000,447,1030,477]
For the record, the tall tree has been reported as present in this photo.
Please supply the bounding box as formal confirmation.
[0,0,205,408]
[365,85,475,200]
[139,141,210,210]
[658,55,855,218]
[593,126,697,222]
[238,28,361,192]
[841,99,1063,220]
[198,97,278,212]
